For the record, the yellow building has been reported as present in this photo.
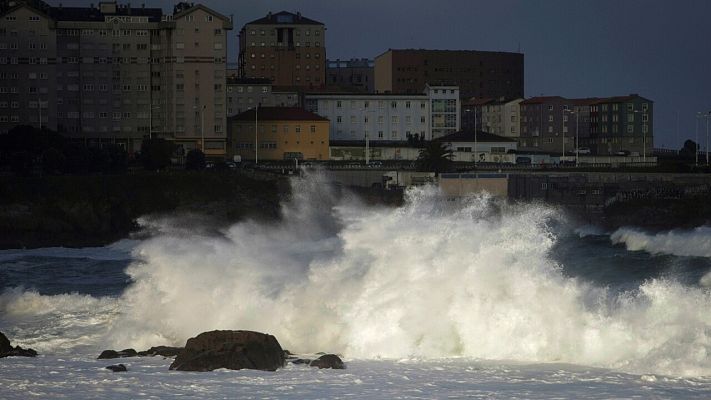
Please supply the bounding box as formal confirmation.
[229,107,329,161]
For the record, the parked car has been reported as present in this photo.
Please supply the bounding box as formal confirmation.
[616,150,630,156]
[576,147,591,155]
[516,156,532,165]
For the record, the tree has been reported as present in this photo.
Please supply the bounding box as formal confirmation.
[416,141,453,175]
[679,139,699,159]
[185,149,206,170]
[41,148,66,175]
[140,138,175,170]
[10,151,33,176]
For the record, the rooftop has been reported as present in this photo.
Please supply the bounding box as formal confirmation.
[434,131,518,143]
[230,107,329,122]
[245,11,323,26]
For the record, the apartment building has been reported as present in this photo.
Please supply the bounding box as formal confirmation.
[374,49,524,99]
[229,106,329,161]
[326,58,373,92]
[304,85,459,143]
[519,94,652,156]
[479,98,523,138]
[238,11,325,88]
[226,77,299,117]
[0,1,233,156]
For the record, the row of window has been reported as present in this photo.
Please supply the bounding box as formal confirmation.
[522,103,650,112]
[0,42,48,50]
[4,16,40,22]
[248,41,321,48]
[0,56,226,64]
[335,115,427,124]
[249,28,321,37]
[332,100,428,109]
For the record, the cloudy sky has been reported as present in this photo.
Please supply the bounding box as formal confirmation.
[55,0,711,149]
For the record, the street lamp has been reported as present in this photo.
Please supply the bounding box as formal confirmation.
[254,103,259,164]
[632,109,649,163]
[360,108,376,165]
[464,108,479,166]
[564,108,579,166]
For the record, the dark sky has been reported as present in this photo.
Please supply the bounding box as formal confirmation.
[56,0,711,149]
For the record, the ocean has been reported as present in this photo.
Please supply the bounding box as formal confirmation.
[1,174,711,399]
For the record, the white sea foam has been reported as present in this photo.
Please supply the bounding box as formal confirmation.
[3,173,711,378]
[610,226,711,258]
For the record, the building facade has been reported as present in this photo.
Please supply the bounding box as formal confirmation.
[226,77,299,116]
[0,1,233,156]
[435,131,518,163]
[229,106,329,161]
[326,58,373,92]
[480,98,523,138]
[374,49,524,99]
[237,11,325,88]
[304,85,459,143]
[519,94,653,156]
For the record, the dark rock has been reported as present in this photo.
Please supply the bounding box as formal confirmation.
[97,349,138,359]
[137,346,183,358]
[291,358,312,365]
[169,330,285,372]
[0,331,11,354]
[310,354,345,369]
[105,364,127,372]
[0,346,38,358]
[0,332,38,358]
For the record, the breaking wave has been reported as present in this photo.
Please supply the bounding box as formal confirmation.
[610,226,711,258]
[2,173,711,377]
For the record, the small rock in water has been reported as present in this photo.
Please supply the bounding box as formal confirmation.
[291,358,312,365]
[106,364,127,372]
[137,346,183,358]
[0,331,38,358]
[310,354,345,369]
[97,349,138,359]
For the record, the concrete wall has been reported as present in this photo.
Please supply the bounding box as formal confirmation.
[439,173,509,197]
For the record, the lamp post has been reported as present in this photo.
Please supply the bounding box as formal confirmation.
[632,109,648,163]
[201,104,206,151]
[695,113,700,166]
[464,108,478,166]
[254,103,258,164]
[360,109,375,165]
[564,109,579,166]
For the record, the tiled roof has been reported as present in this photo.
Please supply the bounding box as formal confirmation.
[462,97,495,107]
[245,11,323,26]
[229,107,328,122]
[434,131,518,143]
[520,96,567,105]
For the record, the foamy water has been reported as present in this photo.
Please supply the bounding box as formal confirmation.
[611,226,711,258]
[2,173,711,398]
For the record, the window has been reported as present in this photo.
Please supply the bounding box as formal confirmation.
[310,125,316,133]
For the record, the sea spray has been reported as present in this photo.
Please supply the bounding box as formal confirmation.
[2,173,711,377]
[610,226,711,258]
[101,174,711,376]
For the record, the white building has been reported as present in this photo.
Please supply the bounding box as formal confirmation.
[304,85,459,143]
[435,131,518,163]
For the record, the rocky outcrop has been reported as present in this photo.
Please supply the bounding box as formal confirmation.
[0,332,10,354]
[97,349,138,359]
[0,331,38,358]
[137,346,183,358]
[105,364,127,372]
[169,330,285,372]
[310,354,345,369]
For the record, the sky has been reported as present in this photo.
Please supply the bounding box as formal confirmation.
[54,0,711,149]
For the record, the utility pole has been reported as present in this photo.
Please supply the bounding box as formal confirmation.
[254,103,258,164]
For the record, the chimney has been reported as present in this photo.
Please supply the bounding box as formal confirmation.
[267,11,272,18]
[297,11,301,19]
[142,3,145,8]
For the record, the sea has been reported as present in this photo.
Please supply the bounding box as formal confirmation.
[1,174,711,399]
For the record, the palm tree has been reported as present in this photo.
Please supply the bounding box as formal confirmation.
[416,141,453,175]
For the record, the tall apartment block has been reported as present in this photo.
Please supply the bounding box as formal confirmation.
[238,11,325,88]
[0,1,233,156]
[374,49,524,99]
